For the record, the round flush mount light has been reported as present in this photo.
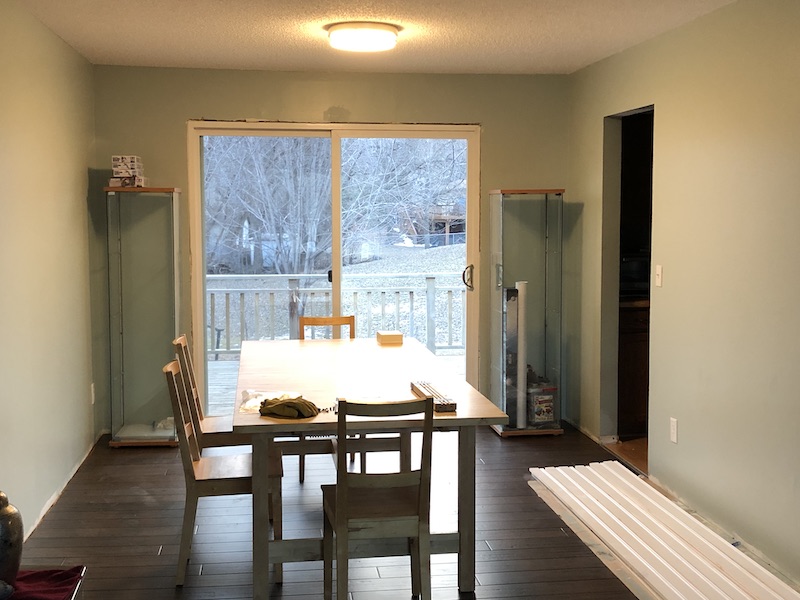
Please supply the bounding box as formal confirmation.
[327,22,399,52]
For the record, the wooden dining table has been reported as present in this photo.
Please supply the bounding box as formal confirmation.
[232,337,508,600]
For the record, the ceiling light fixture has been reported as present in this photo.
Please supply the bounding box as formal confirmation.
[327,22,399,52]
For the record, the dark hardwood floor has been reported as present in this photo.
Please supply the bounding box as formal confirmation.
[22,425,637,599]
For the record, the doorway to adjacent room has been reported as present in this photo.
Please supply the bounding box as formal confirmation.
[602,107,654,474]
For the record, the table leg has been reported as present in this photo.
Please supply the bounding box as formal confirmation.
[457,426,476,593]
[253,434,272,600]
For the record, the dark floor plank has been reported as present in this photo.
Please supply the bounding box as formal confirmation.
[22,424,636,599]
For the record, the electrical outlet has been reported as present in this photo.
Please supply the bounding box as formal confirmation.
[670,417,678,444]
[91,382,96,405]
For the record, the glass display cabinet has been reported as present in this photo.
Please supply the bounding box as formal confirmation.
[106,187,180,446]
[489,189,564,436]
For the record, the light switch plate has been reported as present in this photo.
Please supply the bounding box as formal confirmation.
[655,264,663,287]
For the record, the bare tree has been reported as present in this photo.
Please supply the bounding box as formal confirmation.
[204,136,332,275]
[341,138,466,254]
[203,135,466,275]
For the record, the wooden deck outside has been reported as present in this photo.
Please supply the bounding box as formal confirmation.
[207,359,241,415]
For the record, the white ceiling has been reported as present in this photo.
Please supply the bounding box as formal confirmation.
[20,0,735,75]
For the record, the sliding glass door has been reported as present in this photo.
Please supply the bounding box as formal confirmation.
[188,121,480,412]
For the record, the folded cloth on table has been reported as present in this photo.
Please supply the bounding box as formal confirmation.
[239,390,319,418]
[260,396,319,418]
[12,565,85,600]
[240,390,299,413]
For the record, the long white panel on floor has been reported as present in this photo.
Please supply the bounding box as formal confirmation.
[591,461,794,600]
[529,461,800,600]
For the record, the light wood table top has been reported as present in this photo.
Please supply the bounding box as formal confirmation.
[233,337,507,434]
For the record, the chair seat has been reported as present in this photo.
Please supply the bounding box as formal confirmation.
[193,452,251,482]
[195,411,250,447]
[194,448,283,482]
[199,414,234,434]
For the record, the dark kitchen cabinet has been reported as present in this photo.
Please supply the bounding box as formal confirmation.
[618,303,649,438]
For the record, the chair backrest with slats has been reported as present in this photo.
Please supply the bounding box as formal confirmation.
[163,360,202,470]
[172,334,204,420]
[298,315,356,340]
[335,398,433,521]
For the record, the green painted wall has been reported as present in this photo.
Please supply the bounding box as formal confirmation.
[0,0,96,533]
[566,0,800,578]
[90,67,572,391]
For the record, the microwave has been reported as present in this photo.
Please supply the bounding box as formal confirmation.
[619,254,650,298]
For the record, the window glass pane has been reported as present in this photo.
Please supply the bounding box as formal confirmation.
[340,138,467,356]
[203,135,333,350]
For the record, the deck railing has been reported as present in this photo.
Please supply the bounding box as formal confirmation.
[206,272,466,356]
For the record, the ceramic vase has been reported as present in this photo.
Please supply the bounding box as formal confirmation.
[0,491,23,586]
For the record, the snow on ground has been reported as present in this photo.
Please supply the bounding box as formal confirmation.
[343,243,465,277]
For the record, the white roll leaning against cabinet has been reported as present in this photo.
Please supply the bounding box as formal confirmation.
[105,187,180,447]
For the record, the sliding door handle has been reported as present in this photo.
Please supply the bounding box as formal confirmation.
[462,264,474,291]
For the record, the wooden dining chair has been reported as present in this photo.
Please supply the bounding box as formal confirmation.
[298,315,356,340]
[297,315,357,482]
[163,360,283,586]
[175,334,313,487]
[321,397,434,600]
[173,334,249,447]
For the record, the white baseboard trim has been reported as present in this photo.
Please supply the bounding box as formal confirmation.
[25,431,107,541]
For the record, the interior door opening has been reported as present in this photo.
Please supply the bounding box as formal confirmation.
[614,108,654,473]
